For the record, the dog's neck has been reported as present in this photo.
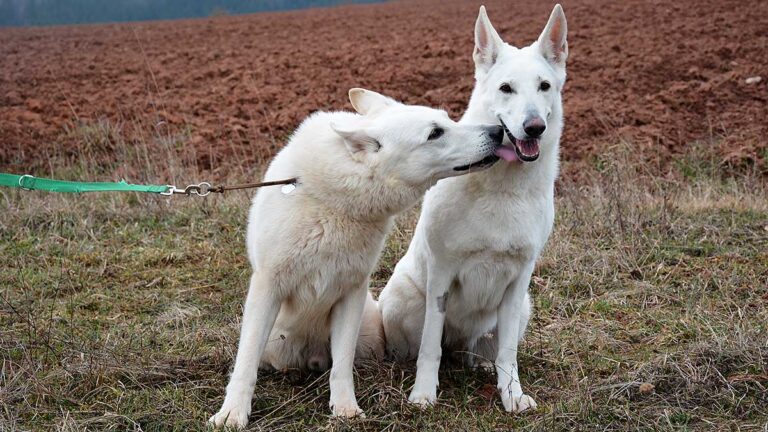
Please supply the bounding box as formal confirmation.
[460,89,560,197]
[302,168,425,223]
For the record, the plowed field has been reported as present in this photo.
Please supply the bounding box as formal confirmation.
[1,0,766,173]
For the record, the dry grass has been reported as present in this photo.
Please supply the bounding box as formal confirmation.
[1,124,766,431]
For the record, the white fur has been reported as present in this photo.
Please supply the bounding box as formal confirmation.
[379,5,568,413]
[209,88,504,428]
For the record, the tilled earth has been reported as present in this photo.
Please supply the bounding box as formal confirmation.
[1,0,766,175]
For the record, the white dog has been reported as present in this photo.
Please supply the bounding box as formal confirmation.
[379,5,568,413]
[209,88,504,428]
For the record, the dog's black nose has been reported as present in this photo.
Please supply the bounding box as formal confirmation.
[523,117,546,138]
[487,125,504,143]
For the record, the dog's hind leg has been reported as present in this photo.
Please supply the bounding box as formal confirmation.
[354,291,385,363]
[380,276,425,361]
[328,284,368,417]
[209,272,281,429]
[471,333,497,371]
[471,293,530,371]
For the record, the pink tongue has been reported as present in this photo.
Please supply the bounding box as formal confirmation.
[494,146,518,162]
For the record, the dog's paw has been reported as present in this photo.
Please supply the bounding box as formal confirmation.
[331,402,364,418]
[501,393,537,414]
[473,359,495,372]
[408,390,437,407]
[208,404,250,429]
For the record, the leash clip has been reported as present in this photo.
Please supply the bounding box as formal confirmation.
[161,185,179,196]
[161,182,212,197]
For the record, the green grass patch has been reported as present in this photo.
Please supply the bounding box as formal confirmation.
[1,140,767,431]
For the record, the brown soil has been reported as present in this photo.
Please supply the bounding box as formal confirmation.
[1,0,766,175]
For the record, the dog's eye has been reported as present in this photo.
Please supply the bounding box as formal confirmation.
[428,127,444,140]
[540,81,551,91]
[499,83,514,94]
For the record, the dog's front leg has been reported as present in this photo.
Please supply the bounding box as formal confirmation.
[328,284,368,417]
[496,263,537,414]
[210,272,280,429]
[408,261,452,406]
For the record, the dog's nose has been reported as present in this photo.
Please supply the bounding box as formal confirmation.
[486,125,504,143]
[523,117,546,138]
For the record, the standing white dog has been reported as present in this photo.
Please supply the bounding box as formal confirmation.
[209,88,504,428]
[379,5,568,413]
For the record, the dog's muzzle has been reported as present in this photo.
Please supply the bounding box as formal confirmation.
[453,153,500,171]
[497,117,540,162]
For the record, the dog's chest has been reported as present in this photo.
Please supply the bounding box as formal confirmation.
[271,216,390,300]
[447,246,524,308]
[443,193,554,312]
[446,194,552,259]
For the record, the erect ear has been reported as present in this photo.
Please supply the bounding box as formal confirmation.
[330,118,381,156]
[348,88,398,116]
[538,4,568,69]
[473,6,504,72]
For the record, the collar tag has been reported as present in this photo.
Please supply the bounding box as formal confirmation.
[281,183,296,194]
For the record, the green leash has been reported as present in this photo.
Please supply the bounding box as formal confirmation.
[0,173,299,196]
[0,173,170,194]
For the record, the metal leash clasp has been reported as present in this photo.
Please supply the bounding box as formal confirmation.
[161,182,212,197]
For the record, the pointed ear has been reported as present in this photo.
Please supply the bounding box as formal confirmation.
[330,118,381,155]
[538,4,568,69]
[348,88,398,116]
[474,6,504,71]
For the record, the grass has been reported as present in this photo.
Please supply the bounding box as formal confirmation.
[1,126,767,431]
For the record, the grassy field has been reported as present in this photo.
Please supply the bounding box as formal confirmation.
[1,127,767,431]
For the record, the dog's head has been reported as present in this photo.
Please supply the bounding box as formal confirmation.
[471,4,568,163]
[330,88,504,187]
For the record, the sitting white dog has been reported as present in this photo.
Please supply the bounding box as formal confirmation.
[209,88,504,428]
[379,4,568,414]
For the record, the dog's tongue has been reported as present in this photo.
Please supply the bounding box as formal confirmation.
[494,145,519,162]
[519,139,540,158]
